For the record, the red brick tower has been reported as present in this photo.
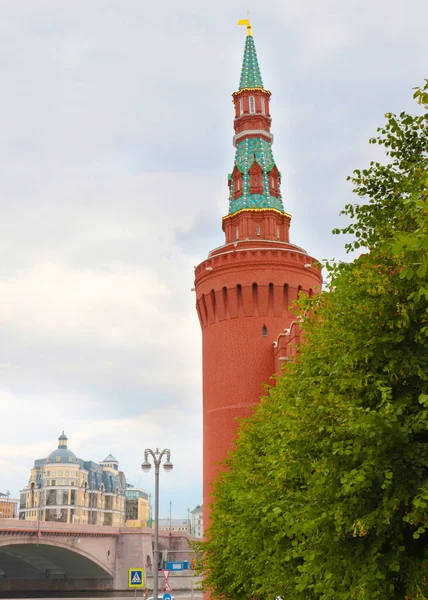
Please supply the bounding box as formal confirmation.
[194,21,322,518]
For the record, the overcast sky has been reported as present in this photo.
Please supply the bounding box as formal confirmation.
[0,0,427,518]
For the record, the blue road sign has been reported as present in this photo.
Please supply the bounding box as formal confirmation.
[128,568,144,588]
[163,593,172,600]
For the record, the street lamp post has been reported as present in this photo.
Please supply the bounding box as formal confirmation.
[141,448,173,600]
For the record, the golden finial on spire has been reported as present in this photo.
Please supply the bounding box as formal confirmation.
[238,18,252,36]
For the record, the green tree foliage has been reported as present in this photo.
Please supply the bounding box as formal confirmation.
[201,82,428,600]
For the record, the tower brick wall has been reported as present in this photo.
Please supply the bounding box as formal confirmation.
[195,241,321,509]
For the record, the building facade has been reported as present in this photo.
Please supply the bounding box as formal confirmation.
[158,518,191,535]
[194,22,322,523]
[190,505,203,538]
[0,492,18,519]
[19,433,126,526]
[124,485,150,527]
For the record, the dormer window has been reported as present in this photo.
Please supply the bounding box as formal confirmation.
[232,166,243,199]
[249,96,255,114]
[268,165,280,198]
[239,98,244,116]
[249,161,263,195]
[261,97,265,115]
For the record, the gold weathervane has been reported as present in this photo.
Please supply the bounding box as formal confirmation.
[238,19,252,36]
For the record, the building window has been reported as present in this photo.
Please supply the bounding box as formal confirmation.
[239,98,244,115]
[261,97,265,115]
[262,325,268,337]
[45,508,67,523]
[56,456,60,462]
[236,227,239,240]
[68,456,73,462]
[249,96,255,114]
[256,224,260,236]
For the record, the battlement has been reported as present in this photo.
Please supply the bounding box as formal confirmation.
[196,282,318,331]
[196,244,319,279]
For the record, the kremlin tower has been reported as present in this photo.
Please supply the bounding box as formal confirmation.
[194,22,322,518]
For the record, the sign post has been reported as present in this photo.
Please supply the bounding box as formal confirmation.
[128,568,145,594]
[162,569,173,593]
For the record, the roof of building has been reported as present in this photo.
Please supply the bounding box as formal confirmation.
[82,461,125,494]
[46,447,78,464]
[101,453,119,463]
[125,486,149,500]
[229,29,285,216]
[229,138,284,214]
[239,31,264,90]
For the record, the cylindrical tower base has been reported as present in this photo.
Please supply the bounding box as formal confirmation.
[195,237,322,523]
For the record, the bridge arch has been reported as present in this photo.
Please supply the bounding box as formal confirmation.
[0,536,115,579]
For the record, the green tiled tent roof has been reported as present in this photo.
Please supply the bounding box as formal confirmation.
[229,137,284,214]
[229,29,284,215]
[239,34,264,90]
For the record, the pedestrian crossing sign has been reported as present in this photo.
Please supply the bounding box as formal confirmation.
[128,568,145,588]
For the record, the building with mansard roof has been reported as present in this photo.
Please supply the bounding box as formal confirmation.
[19,432,126,526]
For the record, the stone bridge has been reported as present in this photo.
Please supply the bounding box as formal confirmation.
[0,519,197,593]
